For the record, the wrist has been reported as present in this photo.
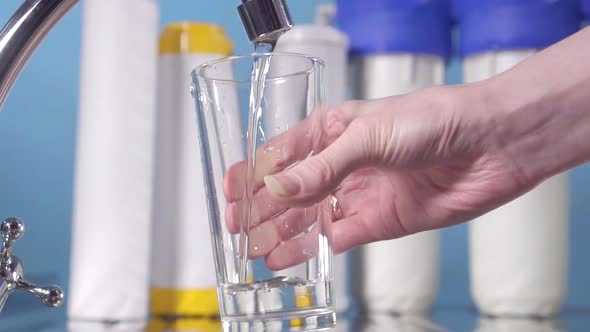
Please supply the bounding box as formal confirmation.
[483,65,590,184]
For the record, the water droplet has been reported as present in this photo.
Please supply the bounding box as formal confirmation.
[188,84,196,96]
[253,245,259,252]
[264,145,274,154]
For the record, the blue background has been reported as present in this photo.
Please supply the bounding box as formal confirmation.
[0,0,589,323]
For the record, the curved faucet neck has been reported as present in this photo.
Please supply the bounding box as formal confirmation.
[0,0,292,110]
[0,0,78,110]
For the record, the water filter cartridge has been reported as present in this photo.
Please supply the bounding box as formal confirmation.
[337,0,451,314]
[68,0,159,322]
[465,51,570,317]
[150,23,233,317]
[274,3,350,314]
[275,4,348,111]
[351,54,444,100]
[455,0,582,317]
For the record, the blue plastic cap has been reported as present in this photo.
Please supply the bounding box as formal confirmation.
[336,0,452,60]
[584,0,590,19]
[454,0,583,57]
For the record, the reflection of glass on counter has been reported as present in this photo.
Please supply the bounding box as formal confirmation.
[475,317,562,332]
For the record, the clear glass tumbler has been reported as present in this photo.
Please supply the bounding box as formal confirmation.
[192,53,335,331]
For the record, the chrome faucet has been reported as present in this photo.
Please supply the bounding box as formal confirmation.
[0,0,292,313]
[0,0,292,109]
[0,0,78,109]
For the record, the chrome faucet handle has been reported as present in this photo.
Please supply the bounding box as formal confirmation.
[16,279,64,307]
[1,217,24,252]
[0,217,64,312]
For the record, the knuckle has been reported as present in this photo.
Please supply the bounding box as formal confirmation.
[306,154,336,185]
[347,118,372,137]
[325,109,349,141]
[343,118,375,162]
[357,216,386,244]
[338,100,363,114]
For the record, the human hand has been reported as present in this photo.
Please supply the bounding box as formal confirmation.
[223,85,537,270]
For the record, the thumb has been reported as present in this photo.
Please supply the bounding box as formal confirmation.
[263,119,369,206]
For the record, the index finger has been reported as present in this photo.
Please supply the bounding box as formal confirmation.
[223,109,326,202]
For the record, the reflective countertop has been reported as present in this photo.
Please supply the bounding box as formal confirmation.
[2,307,590,332]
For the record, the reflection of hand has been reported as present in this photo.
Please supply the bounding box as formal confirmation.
[224,85,536,271]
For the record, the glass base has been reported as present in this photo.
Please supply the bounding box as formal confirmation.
[222,309,336,331]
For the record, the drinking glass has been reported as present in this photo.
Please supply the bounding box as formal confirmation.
[192,53,335,331]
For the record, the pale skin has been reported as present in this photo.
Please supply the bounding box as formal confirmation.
[224,27,590,271]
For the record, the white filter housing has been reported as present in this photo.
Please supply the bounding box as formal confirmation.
[68,0,159,321]
[351,54,444,314]
[274,4,350,313]
[275,26,348,108]
[465,50,569,317]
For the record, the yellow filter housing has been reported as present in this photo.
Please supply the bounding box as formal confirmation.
[150,288,219,317]
[159,22,233,55]
[150,21,233,318]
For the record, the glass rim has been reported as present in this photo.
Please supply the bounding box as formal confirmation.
[192,52,325,84]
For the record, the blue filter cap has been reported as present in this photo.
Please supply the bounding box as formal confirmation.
[336,0,452,60]
[584,0,590,20]
[454,0,583,57]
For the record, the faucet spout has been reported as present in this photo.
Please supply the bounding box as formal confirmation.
[0,0,78,110]
[238,0,292,45]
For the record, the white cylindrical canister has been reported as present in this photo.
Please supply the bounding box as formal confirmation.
[350,54,443,314]
[273,4,350,314]
[68,0,159,321]
[465,50,569,317]
[150,23,234,317]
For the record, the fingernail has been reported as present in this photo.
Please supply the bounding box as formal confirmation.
[264,174,301,197]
